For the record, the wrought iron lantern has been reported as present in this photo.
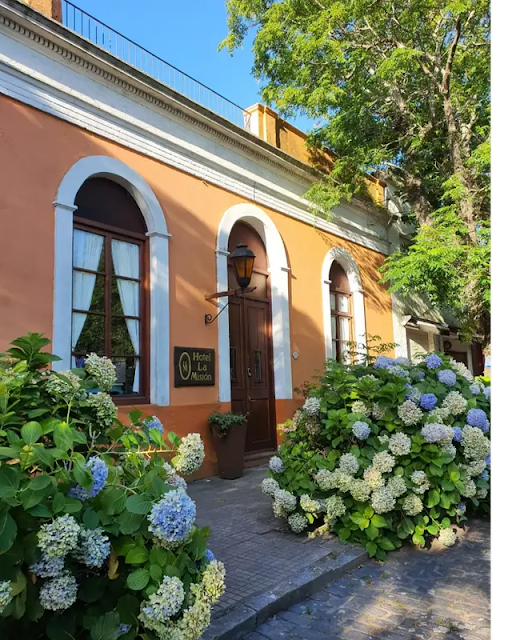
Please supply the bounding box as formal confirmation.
[229,243,255,289]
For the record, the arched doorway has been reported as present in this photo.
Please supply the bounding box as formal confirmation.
[228,222,276,453]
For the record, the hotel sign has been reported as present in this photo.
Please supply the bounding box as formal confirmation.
[174,347,215,387]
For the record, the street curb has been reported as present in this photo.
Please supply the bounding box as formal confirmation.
[202,546,368,640]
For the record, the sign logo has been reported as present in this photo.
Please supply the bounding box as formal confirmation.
[174,347,215,387]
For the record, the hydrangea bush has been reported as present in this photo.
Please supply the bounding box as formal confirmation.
[264,352,490,560]
[0,334,225,639]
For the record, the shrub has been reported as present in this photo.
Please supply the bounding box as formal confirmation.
[0,333,225,639]
[264,353,490,560]
[208,412,247,437]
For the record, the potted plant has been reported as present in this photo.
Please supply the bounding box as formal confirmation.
[208,411,248,479]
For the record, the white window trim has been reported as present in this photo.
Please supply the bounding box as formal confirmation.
[322,247,367,361]
[215,203,292,403]
[53,155,171,406]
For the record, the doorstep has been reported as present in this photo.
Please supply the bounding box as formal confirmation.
[243,449,276,469]
[187,466,367,640]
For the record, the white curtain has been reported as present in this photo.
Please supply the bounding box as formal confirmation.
[111,240,140,392]
[72,230,104,363]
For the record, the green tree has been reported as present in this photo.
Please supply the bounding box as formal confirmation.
[221,0,490,345]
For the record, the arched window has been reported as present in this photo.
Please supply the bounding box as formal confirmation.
[329,261,353,362]
[72,178,149,402]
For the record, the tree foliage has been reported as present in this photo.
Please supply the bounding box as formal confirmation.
[221,0,490,343]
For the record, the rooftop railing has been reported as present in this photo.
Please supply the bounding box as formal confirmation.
[61,1,251,130]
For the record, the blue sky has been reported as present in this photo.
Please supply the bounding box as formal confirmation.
[67,0,314,133]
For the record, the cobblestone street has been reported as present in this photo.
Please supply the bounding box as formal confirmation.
[243,520,490,640]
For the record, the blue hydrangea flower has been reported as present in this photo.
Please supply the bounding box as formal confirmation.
[437,370,457,386]
[420,393,438,410]
[269,456,285,473]
[425,354,442,369]
[405,384,421,403]
[452,427,462,443]
[74,527,110,568]
[484,386,490,400]
[466,408,490,433]
[37,514,80,557]
[148,490,196,546]
[374,356,395,369]
[485,454,491,467]
[479,470,490,482]
[0,581,13,614]
[352,421,371,440]
[30,553,65,578]
[39,572,78,611]
[144,416,164,443]
[204,549,215,563]
[456,503,466,516]
[68,456,108,501]
[412,370,425,381]
[394,357,410,365]
[116,625,132,638]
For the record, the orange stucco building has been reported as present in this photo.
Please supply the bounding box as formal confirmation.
[0,0,471,477]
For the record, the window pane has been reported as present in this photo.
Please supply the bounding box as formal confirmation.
[112,278,139,318]
[73,272,104,312]
[332,340,337,359]
[111,316,139,356]
[111,239,139,279]
[254,349,263,383]
[339,317,350,341]
[330,293,336,311]
[111,357,139,395]
[340,341,350,362]
[73,313,104,355]
[73,229,104,270]
[338,295,349,313]
[331,315,337,339]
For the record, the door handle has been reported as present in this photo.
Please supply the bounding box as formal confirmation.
[247,367,252,377]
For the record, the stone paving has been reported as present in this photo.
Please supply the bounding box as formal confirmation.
[188,466,359,616]
[242,520,490,640]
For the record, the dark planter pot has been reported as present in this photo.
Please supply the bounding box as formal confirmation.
[210,423,247,479]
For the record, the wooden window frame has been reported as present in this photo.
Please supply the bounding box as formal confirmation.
[330,289,354,363]
[72,216,150,405]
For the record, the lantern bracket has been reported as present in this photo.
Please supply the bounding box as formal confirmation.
[204,287,256,325]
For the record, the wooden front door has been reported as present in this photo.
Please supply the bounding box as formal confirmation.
[228,222,276,454]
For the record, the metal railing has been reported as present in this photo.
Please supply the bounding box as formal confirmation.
[61,1,251,129]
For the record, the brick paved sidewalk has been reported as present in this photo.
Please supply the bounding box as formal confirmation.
[187,466,360,616]
[243,520,490,640]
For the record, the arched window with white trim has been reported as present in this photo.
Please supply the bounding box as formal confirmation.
[53,156,171,406]
[322,247,367,362]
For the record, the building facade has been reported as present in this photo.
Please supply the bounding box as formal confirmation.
[0,0,478,476]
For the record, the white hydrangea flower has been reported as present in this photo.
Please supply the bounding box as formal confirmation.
[461,426,491,461]
[402,493,423,516]
[325,495,346,520]
[273,488,296,516]
[476,488,488,500]
[398,400,423,426]
[442,443,457,458]
[288,513,308,533]
[299,494,324,513]
[87,392,117,429]
[372,403,387,420]
[372,452,395,474]
[442,391,468,416]
[462,460,486,477]
[302,397,321,416]
[84,353,117,391]
[451,361,474,382]
[339,453,359,475]
[45,370,85,402]
[315,468,335,491]
[460,478,477,498]
[438,528,457,547]
[371,487,396,514]
[388,432,412,456]
[377,433,390,446]
[261,477,280,496]
[429,406,451,423]
[387,476,407,498]
[330,469,354,492]
[269,456,285,473]
[351,400,371,417]
[174,433,205,475]
[163,462,188,492]
[350,479,372,502]
[364,467,384,490]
